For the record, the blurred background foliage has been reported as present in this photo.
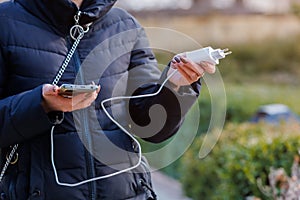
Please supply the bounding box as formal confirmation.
[181,122,300,199]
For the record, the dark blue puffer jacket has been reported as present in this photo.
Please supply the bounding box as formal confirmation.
[0,0,201,199]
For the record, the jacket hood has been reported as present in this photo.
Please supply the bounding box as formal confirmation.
[16,0,117,35]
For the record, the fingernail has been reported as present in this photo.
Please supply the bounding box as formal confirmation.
[174,57,181,63]
[180,57,188,64]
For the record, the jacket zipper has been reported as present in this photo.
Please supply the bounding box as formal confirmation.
[68,36,97,200]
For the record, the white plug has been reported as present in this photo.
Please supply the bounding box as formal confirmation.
[186,46,232,65]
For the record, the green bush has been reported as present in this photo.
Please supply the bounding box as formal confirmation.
[181,122,300,200]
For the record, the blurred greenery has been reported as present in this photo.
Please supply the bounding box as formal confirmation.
[218,37,300,85]
[181,122,300,199]
[146,35,300,196]
[292,3,300,17]
[204,83,300,124]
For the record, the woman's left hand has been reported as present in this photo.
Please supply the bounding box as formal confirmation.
[168,54,216,88]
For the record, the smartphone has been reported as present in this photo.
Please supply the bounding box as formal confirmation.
[58,84,99,98]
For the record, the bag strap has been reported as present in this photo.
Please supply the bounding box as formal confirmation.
[0,11,91,183]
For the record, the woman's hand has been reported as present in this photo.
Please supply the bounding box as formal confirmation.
[41,84,100,113]
[168,54,216,89]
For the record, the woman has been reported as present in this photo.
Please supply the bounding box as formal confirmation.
[0,0,215,199]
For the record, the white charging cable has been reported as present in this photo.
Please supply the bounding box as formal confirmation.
[50,46,231,187]
[50,69,178,187]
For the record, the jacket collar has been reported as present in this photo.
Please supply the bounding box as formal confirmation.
[16,0,117,35]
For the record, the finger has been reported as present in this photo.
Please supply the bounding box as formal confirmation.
[179,56,205,76]
[180,57,188,64]
[176,68,191,84]
[200,61,216,74]
[171,54,185,64]
[71,93,89,107]
[77,94,96,109]
[174,56,181,63]
[178,58,205,79]
[96,85,101,94]
[43,84,59,96]
[177,64,201,83]
[174,61,202,81]
[71,91,98,110]
[176,64,195,84]
[91,82,101,94]
[46,95,73,112]
[171,57,180,68]
[170,61,177,69]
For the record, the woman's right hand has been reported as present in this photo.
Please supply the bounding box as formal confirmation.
[41,84,100,113]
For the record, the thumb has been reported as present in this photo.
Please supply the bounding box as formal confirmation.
[43,84,59,96]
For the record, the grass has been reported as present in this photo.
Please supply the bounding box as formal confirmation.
[202,83,300,123]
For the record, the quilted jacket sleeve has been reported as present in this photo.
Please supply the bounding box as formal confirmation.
[127,24,201,143]
[0,47,53,148]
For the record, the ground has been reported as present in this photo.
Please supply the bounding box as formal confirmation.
[152,170,191,200]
